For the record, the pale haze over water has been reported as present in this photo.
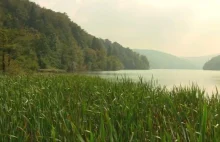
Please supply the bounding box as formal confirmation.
[88,70,220,95]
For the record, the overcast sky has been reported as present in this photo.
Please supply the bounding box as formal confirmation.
[30,0,220,57]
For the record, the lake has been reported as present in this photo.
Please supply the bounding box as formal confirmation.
[88,69,220,94]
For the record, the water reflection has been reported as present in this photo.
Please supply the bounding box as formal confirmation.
[87,69,220,95]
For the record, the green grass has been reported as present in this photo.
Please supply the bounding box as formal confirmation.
[0,74,220,141]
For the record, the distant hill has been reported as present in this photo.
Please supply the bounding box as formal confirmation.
[134,49,197,69]
[203,55,220,70]
[183,54,218,69]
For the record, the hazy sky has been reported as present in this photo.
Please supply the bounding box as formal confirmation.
[30,0,220,57]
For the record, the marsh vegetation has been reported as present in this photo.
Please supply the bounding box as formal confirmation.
[0,75,219,141]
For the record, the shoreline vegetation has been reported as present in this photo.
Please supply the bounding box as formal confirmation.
[0,74,220,141]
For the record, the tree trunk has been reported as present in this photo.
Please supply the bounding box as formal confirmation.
[2,51,5,73]
[8,55,10,67]
[7,50,11,67]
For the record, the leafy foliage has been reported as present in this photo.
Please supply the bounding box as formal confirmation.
[0,0,149,73]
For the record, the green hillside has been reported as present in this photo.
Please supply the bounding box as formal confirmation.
[203,55,220,70]
[0,0,149,73]
[134,49,197,69]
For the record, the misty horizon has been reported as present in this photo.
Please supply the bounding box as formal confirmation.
[133,48,220,58]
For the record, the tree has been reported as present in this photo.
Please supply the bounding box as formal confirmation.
[0,29,8,72]
[34,34,50,69]
[91,37,105,51]
[107,56,124,71]
[83,48,97,70]
[0,28,39,73]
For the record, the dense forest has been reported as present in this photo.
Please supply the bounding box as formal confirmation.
[0,0,149,73]
[203,55,220,70]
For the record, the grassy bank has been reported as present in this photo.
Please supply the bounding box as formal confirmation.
[0,75,219,141]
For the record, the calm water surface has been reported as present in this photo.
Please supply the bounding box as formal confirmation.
[88,69,220,94]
